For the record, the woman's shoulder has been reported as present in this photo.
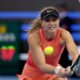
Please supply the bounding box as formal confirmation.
[28,30,39,38]
[59,27,70,35]
[28,30,40,43]
[59,27,72,40]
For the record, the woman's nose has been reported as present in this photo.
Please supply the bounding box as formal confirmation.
[49,20,54,25]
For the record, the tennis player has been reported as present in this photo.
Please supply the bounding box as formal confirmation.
[18,7,80,80]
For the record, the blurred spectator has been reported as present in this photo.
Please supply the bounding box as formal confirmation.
[57,4,75,33]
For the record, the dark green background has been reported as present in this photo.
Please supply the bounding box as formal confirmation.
[0,20,20,75]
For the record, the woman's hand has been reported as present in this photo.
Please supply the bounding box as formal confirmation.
[65,66,74,77]
[58,67,66,77]
[54,66,66,77]
[55,66,73,77]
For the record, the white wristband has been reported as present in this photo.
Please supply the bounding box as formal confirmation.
[54,66,63,74]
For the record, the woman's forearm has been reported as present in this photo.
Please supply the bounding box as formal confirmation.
[72,53,79,64]
[38,63,56,74]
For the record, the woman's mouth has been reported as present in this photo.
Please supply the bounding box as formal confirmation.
[49,27,56,29]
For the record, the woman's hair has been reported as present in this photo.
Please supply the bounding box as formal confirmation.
[28,17,41,34]
[28,6,59,34]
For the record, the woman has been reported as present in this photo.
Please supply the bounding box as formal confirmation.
[18,7,79,80]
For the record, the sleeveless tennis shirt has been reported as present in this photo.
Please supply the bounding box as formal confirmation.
[27,28,65,68]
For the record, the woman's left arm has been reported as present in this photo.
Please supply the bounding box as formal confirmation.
[61,29,79,64]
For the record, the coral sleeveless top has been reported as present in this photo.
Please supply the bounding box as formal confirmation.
[27,28,65,68]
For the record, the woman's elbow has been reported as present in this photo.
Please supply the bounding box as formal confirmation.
[37,63,46,72]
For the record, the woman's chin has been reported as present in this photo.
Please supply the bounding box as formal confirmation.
[48,29,57,33]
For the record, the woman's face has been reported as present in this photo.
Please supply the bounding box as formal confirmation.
[41,17,60,33]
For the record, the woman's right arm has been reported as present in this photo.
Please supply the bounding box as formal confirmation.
[28,33,65,75]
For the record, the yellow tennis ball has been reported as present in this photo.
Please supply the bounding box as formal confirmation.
[44,46,54,55]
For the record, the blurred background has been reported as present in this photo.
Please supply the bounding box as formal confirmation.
[0,0,80,80]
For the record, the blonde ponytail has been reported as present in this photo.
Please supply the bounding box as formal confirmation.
[28,18,41,34]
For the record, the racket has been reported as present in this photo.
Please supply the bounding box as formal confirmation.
[70,55,80,74]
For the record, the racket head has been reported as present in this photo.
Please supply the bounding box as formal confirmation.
[70,55,80,77]
[71,55,80,71]
[75,60,80,77]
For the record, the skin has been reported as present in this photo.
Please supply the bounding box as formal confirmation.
[41,18,60,40]
[28,17,79,80]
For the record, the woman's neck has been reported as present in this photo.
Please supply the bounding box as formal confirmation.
[43,30,57,40]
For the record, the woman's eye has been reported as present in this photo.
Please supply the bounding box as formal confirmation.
[44,19,50,22]
[52,18,57,21]
[44,18,58,22]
